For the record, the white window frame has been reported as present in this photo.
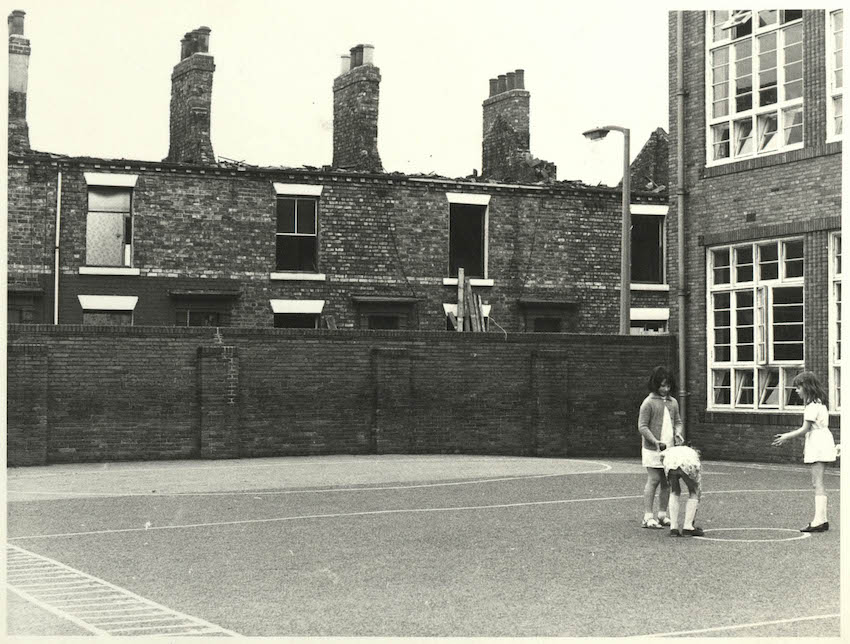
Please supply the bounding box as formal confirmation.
[705,10,805,166]
[829,232,842,410]
[707,236,805,411]
[446,192,490,279]
[827,9,844,142]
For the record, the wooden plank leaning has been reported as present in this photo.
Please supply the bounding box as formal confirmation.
[456,267,465,332]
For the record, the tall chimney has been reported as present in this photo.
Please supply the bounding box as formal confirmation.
[165,27,215,164]
[482,69,555,182]
[8,9,30,151]
[332,43,382,172]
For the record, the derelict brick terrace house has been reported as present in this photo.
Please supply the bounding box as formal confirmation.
[6,11,671,334]
[668,10,842,460]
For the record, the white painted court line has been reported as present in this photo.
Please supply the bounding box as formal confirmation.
[5,455,559,479]
[8,462,614,498]
[694,527,812,543]
[6,544,241,637]
[635,612,840,637]
[8,487,834,541]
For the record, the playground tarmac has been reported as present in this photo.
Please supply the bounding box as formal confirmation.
[5,454,842,638]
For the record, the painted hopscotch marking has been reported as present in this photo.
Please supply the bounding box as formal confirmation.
[635,612,840,637]
[6,544,240,637]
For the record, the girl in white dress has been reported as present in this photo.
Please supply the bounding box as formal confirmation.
[772,371,838,532]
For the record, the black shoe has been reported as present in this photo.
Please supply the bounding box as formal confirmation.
[682,527,704,537]
[801,522,829,533]
[669,529,681,537]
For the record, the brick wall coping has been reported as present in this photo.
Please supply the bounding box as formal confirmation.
[7,323,673,346]
[8,153,667,203]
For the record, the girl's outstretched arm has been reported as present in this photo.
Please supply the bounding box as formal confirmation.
[772,420,813,446]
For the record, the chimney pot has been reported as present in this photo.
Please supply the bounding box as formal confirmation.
[350,44,364,68]
[340,54,351,75]
[180,36,191,60]
[8,9,25,36]
[506,72,516,90]
[488,78,498,97]
[497,75,507,94]
[361,44,375,65]
[515,69,525,89]
[194,26,211,53]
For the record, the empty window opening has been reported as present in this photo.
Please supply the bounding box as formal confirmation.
[449,203,486,278]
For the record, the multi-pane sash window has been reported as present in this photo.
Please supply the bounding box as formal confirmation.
[707,10,804,164]
[708,237,804,410]
[830,233,842,409]
[276,197,318,272]
[828,10,844,140]
[86,187,132,266]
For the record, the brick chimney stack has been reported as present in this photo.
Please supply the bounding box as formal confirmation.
[165,26,215,164]
[332,43,382,172]
[8,9,31,152]
[482,69,556,182]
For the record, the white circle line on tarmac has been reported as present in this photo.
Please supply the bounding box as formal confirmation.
[634,612,840,638]
[7,462,614,498]
[7,487,830,541]
[692,527,813,543]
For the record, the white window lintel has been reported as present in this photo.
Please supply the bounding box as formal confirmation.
[631,307,670,321]
[269,299,325,314]
[78,295,138,311]
[446,192,491,206]
[273,183,324,197]
[84,173,139,187]
[630,204,668,216]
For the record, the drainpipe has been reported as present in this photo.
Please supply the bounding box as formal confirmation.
[53,171,62,324]
[676,12,687,434]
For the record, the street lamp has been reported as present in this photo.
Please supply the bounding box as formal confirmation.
[583,125,631,335]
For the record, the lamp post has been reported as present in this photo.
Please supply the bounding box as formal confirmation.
[583,125,631,335]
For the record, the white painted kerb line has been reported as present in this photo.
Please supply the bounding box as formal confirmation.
[635,612,840,637]
[6,544,241,637]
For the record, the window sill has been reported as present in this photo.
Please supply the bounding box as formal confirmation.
[443,278,494,287]
[79,267,140,276]
[631,283,669,292]
[270,272,327,281]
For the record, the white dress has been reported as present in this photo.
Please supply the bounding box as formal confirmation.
[641,406,675,468]
[802,402,837,463]
[662,445,701,485]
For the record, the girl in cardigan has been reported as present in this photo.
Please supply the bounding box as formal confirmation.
[772,371,838,532]
[637,366,684,529]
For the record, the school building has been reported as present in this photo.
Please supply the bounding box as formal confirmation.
[668,10,842,460]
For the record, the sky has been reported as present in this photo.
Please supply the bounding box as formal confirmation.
[11,0,670,187]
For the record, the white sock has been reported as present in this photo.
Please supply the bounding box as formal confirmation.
[815,495,828,525]
[643,512,654,522]
[668,495,680,530]
[684,498,699,530]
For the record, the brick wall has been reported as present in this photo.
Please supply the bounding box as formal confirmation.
[332,63,382,172]
[8,156,666,332]
[667,10,842,461]
[7,325,676,466]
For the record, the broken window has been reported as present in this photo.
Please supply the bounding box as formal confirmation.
[707,9,804,164]
[276,197,318,272]
[449,203,486,278]
[86,187,132,267]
